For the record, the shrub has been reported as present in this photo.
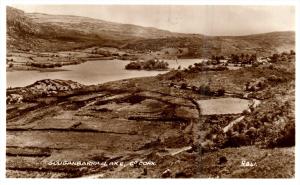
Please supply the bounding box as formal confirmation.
[268,64,274,70]
[180,83,188,89]
[168,71,183,81]
[265,121,295,148]
[192,86,198,91]
[125,62,142,70]
[198,85,212,96]
[216,88,225,96]
[268,75,284,83]
[242,109,250,115]
[224,132,249,147]
[270,53,279,63]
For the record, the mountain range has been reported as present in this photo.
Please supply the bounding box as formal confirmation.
[7,6,295,57]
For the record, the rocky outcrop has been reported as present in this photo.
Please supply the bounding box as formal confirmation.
[28,79,84,92]
[245,77,268,92]
[7,79,84,104]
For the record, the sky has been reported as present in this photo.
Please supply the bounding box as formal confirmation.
[10,5,295,36]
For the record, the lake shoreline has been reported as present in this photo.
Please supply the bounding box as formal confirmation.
[7,47,205,73]
[7,58,202,88]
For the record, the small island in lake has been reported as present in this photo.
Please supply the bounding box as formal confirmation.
[125,58,169,70]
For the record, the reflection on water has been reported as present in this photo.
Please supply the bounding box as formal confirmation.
[7,59,201,88]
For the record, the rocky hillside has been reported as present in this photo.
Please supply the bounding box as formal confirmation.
[7,7,110,51]
[124,32,295,57]
[6,6,186,52]
[26,12,186,40]
[7,6,295,56]
[7,79,85,104]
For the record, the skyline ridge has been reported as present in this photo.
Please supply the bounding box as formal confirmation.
[10,5,295,36]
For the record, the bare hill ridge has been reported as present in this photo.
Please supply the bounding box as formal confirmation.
[7,6,295,56]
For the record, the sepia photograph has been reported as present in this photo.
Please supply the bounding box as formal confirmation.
[4,1,296,179]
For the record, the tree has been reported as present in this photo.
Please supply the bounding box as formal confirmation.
[245,53,250,61]
[216,88,225,96]
[231,54,239,64]
[290,50,295,55]
[250,54,257,64]
[215,56,221,64]
[198,85,211,96]
[270,53,279,63]
[180,83,188,89]
[240,53,245,63]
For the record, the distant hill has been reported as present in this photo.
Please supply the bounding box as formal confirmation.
[26,12,187,39]
[124,31,295,57]
[7,6,295,56]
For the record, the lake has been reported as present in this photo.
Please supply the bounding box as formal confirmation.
[197,98,252,115]
[7,59,201,88]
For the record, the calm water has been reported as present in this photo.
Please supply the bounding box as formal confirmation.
[197,98,251,115]
[7,59,200,88]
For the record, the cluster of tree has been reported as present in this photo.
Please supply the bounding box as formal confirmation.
[210,55,225,64]
[194,85,225,96]
[203,98,295,150]
[290,49,295,55]
[184,62,228,73]
[229,53,257,64]
[178,82,225,96]
[269,50,295,63]
[125,59,169,70]
[7,58,14,67]
[270,53,279,63]
[27,62,63,68]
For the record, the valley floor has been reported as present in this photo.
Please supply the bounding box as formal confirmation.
[6,57,295,178]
